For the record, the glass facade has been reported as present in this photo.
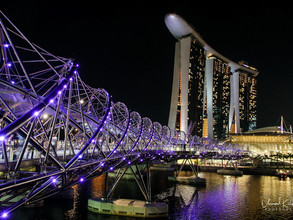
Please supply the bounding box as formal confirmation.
[239,71,257,132]
[211,57,230,139]
[187,37,206,136]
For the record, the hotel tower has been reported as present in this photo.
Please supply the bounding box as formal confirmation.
[165,14,259,140]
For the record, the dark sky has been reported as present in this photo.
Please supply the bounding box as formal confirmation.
[2,2,293,129]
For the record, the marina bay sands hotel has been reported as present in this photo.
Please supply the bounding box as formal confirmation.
[165,14,259,140]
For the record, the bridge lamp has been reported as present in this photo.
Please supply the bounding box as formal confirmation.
[0,136,5,141]
[80,177,84,182]
[34,111,40,117]
[109,167,113,171]
[128,161,131,165]
[6,63,12,67]
[52,178,57,183]
[3,44,9,48]
[1,212,8,218]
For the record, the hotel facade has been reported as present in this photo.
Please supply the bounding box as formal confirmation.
[165,14,259,140]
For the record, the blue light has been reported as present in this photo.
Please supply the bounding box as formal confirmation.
[1,212,8,218]
[3,44,9,48]
[0,136,5,141]
[7,63,12,67]
[80,177,84,182]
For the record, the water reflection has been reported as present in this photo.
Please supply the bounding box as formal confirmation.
[9,171,293,219]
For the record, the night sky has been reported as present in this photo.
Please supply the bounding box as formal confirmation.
[2,2,293,129]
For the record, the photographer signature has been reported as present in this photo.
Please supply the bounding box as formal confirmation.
[262,197,293,210]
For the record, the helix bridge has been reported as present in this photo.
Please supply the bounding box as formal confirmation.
[0,11,248,217]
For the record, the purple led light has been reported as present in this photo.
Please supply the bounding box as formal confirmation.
[1,212,8,218]
[52,178,57,183]
[34,111,39,117]
[11,81,15,84]
[69,77,73,81]
[58,91,62,95]
[80,178,84,182]
[7,63,12,67]
[110,167,113,170]
[0,136,5,141]
[3,44,9,48]
[49,99,54,103]
[128,161,131,165]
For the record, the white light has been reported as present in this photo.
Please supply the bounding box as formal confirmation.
[0,136,5,141]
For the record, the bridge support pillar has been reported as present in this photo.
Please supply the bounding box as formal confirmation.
[168,158,206,186]
[217,159,243,176]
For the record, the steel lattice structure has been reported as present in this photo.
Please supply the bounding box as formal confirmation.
[0,12,248,218]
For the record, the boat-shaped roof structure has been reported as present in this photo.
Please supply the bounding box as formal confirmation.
[165,13,259,76]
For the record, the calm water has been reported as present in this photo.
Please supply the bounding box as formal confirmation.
[9,171,293,219]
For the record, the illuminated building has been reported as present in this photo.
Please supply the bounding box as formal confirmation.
[227,126,293,155]
[165,13,259,139]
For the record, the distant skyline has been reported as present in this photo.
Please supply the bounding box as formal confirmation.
[3,2,293,129]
